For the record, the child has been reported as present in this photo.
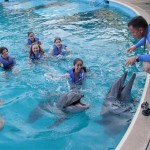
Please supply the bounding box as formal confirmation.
[27,32,41,46]
[45,58,87,84]
[49,37,68,56]
[0,47,15,69]
[67,58,87,84]
[29,43,47,60]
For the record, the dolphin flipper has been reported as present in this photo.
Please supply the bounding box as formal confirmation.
[48,112,67,129]
[27,107,44,123]
[48,117,66,129]
[27,101,52,123]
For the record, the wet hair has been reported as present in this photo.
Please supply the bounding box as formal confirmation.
[29,43,45,56]
[73,58,83,65]
[28,32,34,37]
[128,16,148,29]
[0,47,8,54]
[54,37,62,43]
[73,58,87,72]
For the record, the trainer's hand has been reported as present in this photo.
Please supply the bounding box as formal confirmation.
[125,56,137,67]
[127,45,136,53]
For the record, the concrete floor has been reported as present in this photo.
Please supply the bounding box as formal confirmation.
[109,0,150,150]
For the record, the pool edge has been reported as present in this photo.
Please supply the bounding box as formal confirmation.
[109,0,150,150]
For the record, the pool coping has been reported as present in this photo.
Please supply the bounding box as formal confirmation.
[109,0,150,150]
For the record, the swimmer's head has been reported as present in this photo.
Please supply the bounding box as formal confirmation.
[73,58,86,73]
[54,37,62,48]
[28,32,35,42]
[73,58,83,66]
[0,47,9,58]
[30,43,44,55]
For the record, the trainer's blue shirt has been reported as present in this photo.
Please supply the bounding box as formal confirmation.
[135,25,150,48]
[138,54,150,62]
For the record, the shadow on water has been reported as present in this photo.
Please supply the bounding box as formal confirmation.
[4,111,89,141]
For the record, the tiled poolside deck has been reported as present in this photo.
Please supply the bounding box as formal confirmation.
[110,0,150,150]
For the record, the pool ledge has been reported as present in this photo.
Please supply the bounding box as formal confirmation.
[109,0,150,150]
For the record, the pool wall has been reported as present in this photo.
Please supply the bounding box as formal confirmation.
[109,1,138,16]
[108,0,150,150]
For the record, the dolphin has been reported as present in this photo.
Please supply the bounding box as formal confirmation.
[98,71,136,134]
[27,91,89,128]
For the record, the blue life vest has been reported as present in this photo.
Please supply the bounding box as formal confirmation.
[53,44,66,56]
[0,55,14,69]
[30,52,42,60]
[68,68,84,83]
[27,37,39,45]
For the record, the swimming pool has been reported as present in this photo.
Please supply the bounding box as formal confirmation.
[0,0,146,149]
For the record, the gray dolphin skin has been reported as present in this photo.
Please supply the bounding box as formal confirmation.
[27,91,89,128]
[56,91,89,112]
[0,114,4,131]
[98,71,136,134]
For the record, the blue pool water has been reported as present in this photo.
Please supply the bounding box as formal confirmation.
[0,0,146,149]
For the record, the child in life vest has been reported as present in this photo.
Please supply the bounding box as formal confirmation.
[26,32,41,46]
[45,58,86,84]
[67,58,86,84]
[0,47,15,69]
[29,43,47,60]
[49,37,68,56]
